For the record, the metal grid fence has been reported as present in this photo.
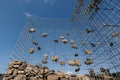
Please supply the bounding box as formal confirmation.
[9,0,120,78]
[72,0,120,77]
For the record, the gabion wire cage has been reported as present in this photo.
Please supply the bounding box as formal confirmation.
[9,0,120,79]
[71,0,120,77]
[10,18,89,74]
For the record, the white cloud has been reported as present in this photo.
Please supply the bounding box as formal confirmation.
[50,1,54,5]
[26,0,30,3]
[66,71,74,74]
[44,0,49,4]
[25,13,33,17]
[44,0,54,5]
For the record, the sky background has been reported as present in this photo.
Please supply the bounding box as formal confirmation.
[0,0,76,73]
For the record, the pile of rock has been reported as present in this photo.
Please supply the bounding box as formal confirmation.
[4,60,55,80]
[4,60,74,80]
[4,60,91,80]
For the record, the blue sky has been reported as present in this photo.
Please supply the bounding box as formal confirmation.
[0,0,76,73]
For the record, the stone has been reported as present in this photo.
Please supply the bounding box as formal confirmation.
[75,68,80,72]
[29,28,35,33]
[18,70,25,74]
[47,74,58,80]
[82,40,86,45]
[60,61,66,65]
[13,65,20,68]
[30,76,38,80]
[85,58,94,65]
[74,59,81,66]
[33,41,38,45]
[19,61,27,70]
[52,56,59,62]
[84,49,92,55]
[60,36,64,39]
[71,44,78,49]
[57,71,65,77]
[13,69,18,76]
[14,74,26,80]
[42,32,47,37]
[68,60,76,66]
[29,48,34,54]
[70,40,75,44]
[62,39,68,44]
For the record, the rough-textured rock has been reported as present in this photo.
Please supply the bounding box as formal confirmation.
[42,32,47,37]
[71,44,78,49]
[52,56,59,62]
[70,40,75,44]
[29,48,34,54]
[14,74,26,80]
[74,59,81,66]
[68,60,76,66]
[62,39,68,44]
[60,61,66,65]
[84,49,92,55]
[85,58,94,65]
[4,60,93,80]
[47,74,58,80]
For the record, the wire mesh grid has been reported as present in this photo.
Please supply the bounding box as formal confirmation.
[72,0,120,78]
[9,18,90,75]
[8,0,120,79]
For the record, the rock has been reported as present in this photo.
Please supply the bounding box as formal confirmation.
[68,60,76,66]
[14,74,26,80]
[42,32,47,37]
[44,68,49,73]
[62,39,68,44]
[71,44,78,49]
[85,28,94,33]
[66,32,70,36]
[57,71,65,77]
[74,53,79,57]
[85,58,94,65]
[54,39,58,43]
[52,56,59,62]
[34,67,39,72]
[69,74,79,80]
[13,65,20,68]
[110,42,114,47]
[47,74,58,80]
[13,69,18,76]
[91,43,96,47]
[89,69,95,77]
[42,59,48,64]
[29,28,35,33]
[6,69,14,75]
[9,60,22,68]
[82,40,86,45]
[60,36,64,39]
[70,40,75,44]
[75,68,80,72]
[4,74,16,80]
[29,48,34,54]
[111,32,120,37]
[74,59,81,66]
[19,61,27,70]
[37,46,42,50]
[30,76,38,80]
[100,67,106,72]
[60,61,66,65]
[33,41,38,45]
[44,54,49,60]
[18,70,25,74]
[84,49,92,55]
[25,65,33,73]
